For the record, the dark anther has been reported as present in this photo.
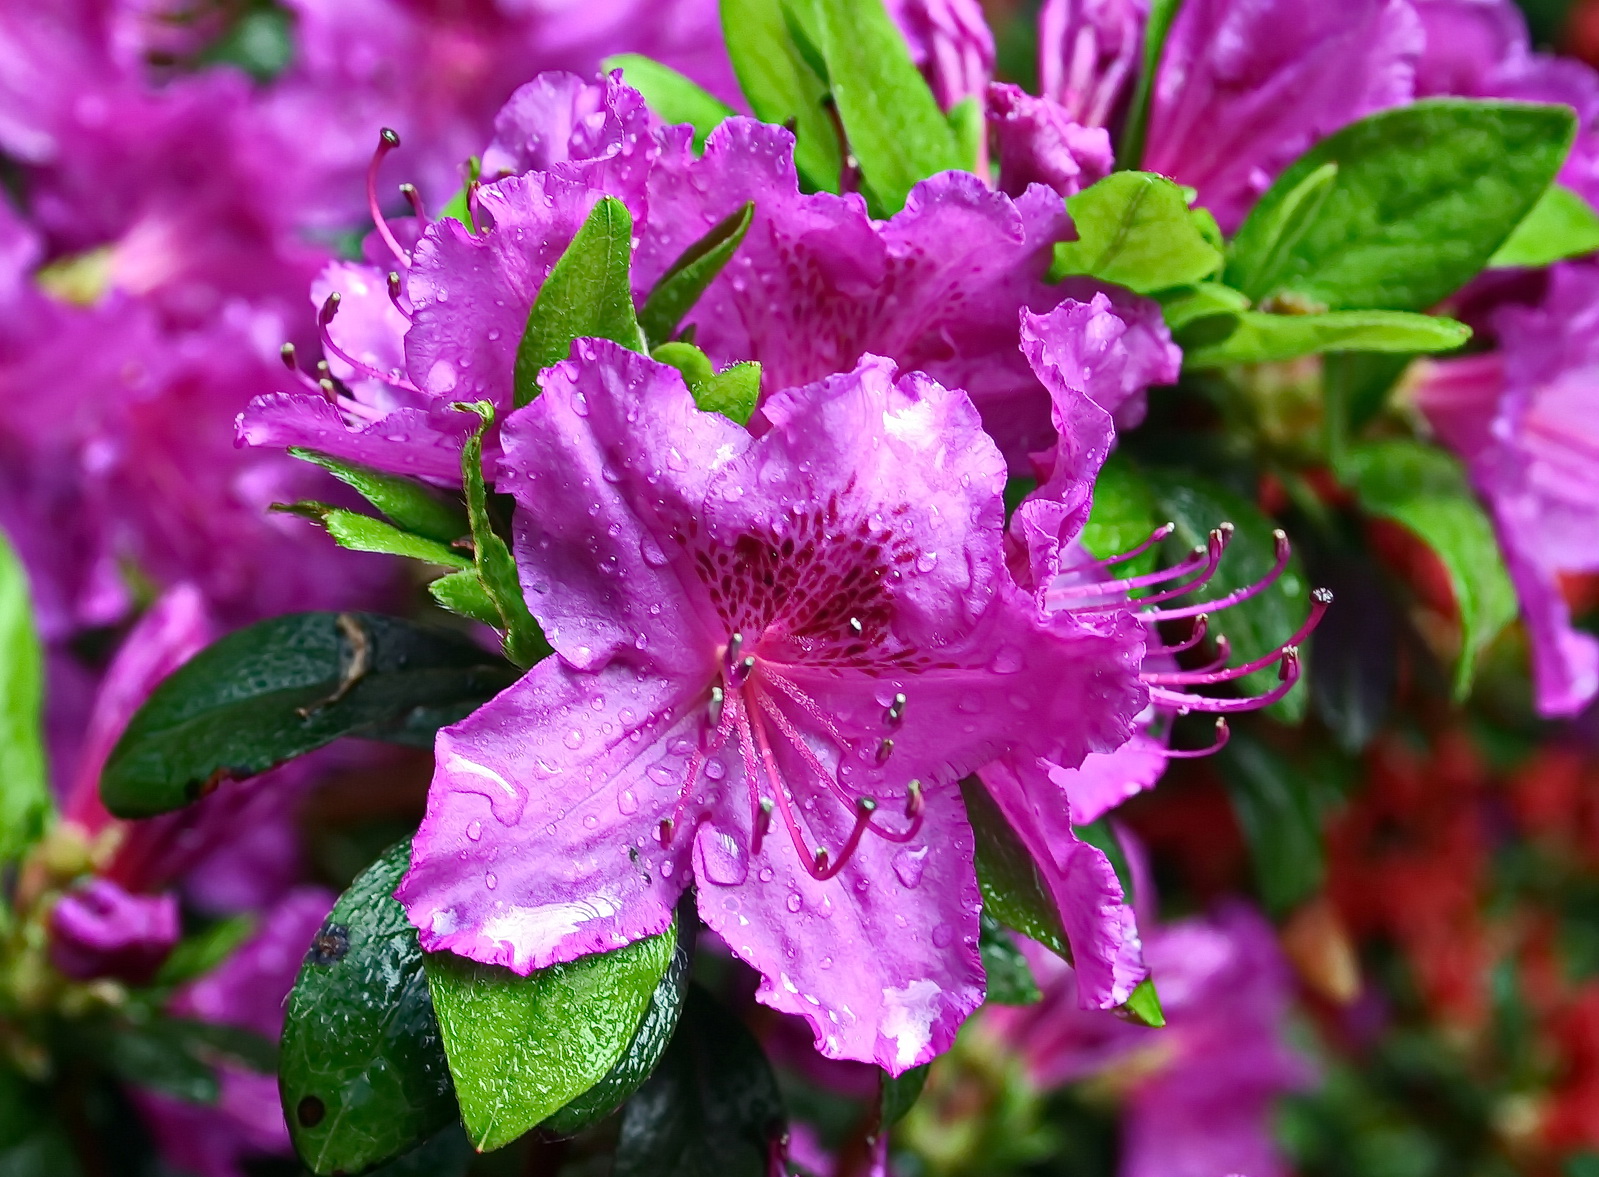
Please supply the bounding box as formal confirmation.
[379,127,400,148]
[279,341,298,371]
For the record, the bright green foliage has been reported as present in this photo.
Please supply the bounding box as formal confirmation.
[1049,172,1223,293]
[960,777,1069,959]
[1182,310,1470,368]
[948,96,984,172]
[513,197,645,406]
[1160,281,1251,332]
[1077,453,1163,579]
[0,530,48,865]
[1118,978,1167,1029]
[280,841,457,1176]
[428,568,503,627]
[1228,99,1576,311]
[424,925,676,1153]
[638,202,754,346]
[1115,0,1186,170]
[603,54,735,151]
[980,915,1043,1006]
[1336,439,1518,699]
[438,157,482,233]
[288,449,468,543]
[1488,183,1599,269]
[653,343,763,425]
[275,502,472,568]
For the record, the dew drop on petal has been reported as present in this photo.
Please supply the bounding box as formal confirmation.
[640,535,669,567]
[932,924,954,948]
[915,551,938,573]
[758,867,775,883]
[583,814,598,829]
[484,872,497,890]
[785,892,803,913]
[990,646,1025,674]
[465,820,482,842]
[618,789,639,815]
[893,846,929,888]
[563,729,584,749]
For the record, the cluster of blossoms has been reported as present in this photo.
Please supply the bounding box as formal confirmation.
[5,0,1599,1175]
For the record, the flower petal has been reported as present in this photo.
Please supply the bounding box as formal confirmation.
[236,393,470,483]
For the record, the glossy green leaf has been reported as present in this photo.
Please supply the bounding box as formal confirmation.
[541,915,693,1136]
[790,0,964,217]
[1159,281,1251,333]
[639,202,754,346]
[959,777,1068,958]
[281,841,457,1176]
[1145,469,1313,723]
[288,448,468,543]
[880,1064,931,1127]
[1219,735,1327,915]
[457,402,550,667]
[1115,0,1185,170]
[653,343,762,425]
[428,569,502,627]
[101,1018,221,1104]
[1117,978,1166,1028]
[513,196,644,406]
[1182,310,1470,369]
[1228,99,1576,311]
[719,0,841,193]
[424,925,677,1153]
[1077,453,1162,580]
[1336,439,1517,699]
[0,529,48,864]
[275,502,472,568]
[1049,172,1223,293]
[603,54,735,151]
[1489,182,1599,268]
[979,914,1041,1006]
[614,986,786,1177]
[100,612,518,817]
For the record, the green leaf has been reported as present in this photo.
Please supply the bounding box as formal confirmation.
[1489,182,1599,268]
[1115,0,1185,170]
[979,914,1041,1006]
[653,343,762,425]
[959,777,1068,958]
[100,612,519,817]
[1182,310,1470,369]
[948,95,984,173]
[541,914,694,1136]
[1117,977,1166,1028]
[1335,439,1517,699]
[880,1064,931,1127]
[0,529,48,865]
[719,0,842,193]
[1227,99,1577,311]
[1048,172,1223,293]
[614,986,786,1177]
[790,0,964,217]
[0,1068,80,1177]
[1144,468,1313,723]
[457,402,550,668]
[101,1017,220,1104]
[603,54,735,151]
[1219,735,1327,915]
[428,569,503,627]
[1078,453,1162,580]
[289,448,468,543]
[439,157,481,233]
[276,502,472,568]
[424,925,677,1153]
[154,914,256,988]
[513,196,644,406]
[638,202,754,346]
[1159,281,1251,333]
[281,840,457,1176]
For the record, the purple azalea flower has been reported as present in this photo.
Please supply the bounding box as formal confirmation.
[1142,0,1423,232]
[885,0,995,111]
[1037,0,1148,130]
[985,902,1313,1177]
[49,878,180,985]
[397,340,1151,1071]
[1413,261,1599,717]
[987,82,1116,200]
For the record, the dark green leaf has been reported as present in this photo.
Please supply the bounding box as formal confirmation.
[1114,0,1185,170]
[1077,453,1162,580]
[174,1018,278,1073]
[102,1019,220,1104]
[1335,439,1517,699]
[1048,172,1223,293]
[790,0,964,217]
[101,612,519,817]
[1159,281,1251,332]
[959,777,1068,958]
[1182,310,1470,369]
[424,923,677,1153]
[154,914,256,988]
[0,529,48,864]
[275,502,473,568]
[1306,547,1398,754]
[719,0,842,193]
[1490,183,1599,268]
[281,840,457,1176]
[880,1064,930,1127]
[639,202,754,346]
[603,54,735,151]
[1227,99,1577,311]
[428,568,503,627]
[513,196,645,406]
[1219,735,1326,915]
[0,1068,81,1177]
[614,986,785,1177]
[1322,352,1412,445]
[289,448,468,543]
[1117,978,1166,1028]
[979,914,1041,1006]
[457,402,550,668]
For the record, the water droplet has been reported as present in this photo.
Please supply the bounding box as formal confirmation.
[563,728,584,749]
[932,924,954,948]
[990,646,1025,674]
[758,867,775,883]
[485,872,497,890]
[571,391,590,417]
[583,814,598,829]
[660,859,674,878]
[785,892,803,913]
[915,551,938,573]
[820,956,833,969]
[700,831,748,885]
[893,846,929,888]
[466,820,482,842]
[704,758,726,781]
[618,789,639,815]
[640,535,669,567]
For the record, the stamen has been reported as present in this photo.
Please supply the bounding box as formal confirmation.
[399,182,428,224]
[366,127,410,265]
[746,701,828,880]
[1140,529,1292,623]
[1147,648,1303,714]
[1047,529,1221,606]
[1141,588,1331,685]
[1056,526,1233,615]
[885,693,906,727]
[868,780,925,843]
[1058,523,1176,576]
[813,797,878,881]
[318,292,420,390]
[1150,614,1210,656]
[386,271,413,321]
[658,817,674,845]
[317,377,339,405]
[707,686,724,729]
[1161,717,1230,759]
[279,342,325,395]
[751,797,775,855]
[875,738,894,765]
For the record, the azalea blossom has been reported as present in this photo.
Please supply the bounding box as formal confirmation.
[398,340,1150,1071]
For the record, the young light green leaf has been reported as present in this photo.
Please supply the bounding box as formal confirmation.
[1336,439,1517,699]
[428,569,502,627]
[652,343,762,425]
[457,402,549,668]
[638,202,754,346]
[959,777,1069,959]
[1115,0,1185,170]
[424,925,677,1153]
[0,529,48,865]
[1227,99,1577,311]
[948,95,984,173]
[1117,977,1166,1028]
[281,841,457,1176]
[603,54,735,151]
[1049,172,1223,293]
[1159,281,1251,332]
[1488,183,1599,269]
[275,503,472,568]
[719,0,842,193]
[790,0,964,217]
[513,196,645,406]
[288,448,468,543]
[1182,310,1470,369]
